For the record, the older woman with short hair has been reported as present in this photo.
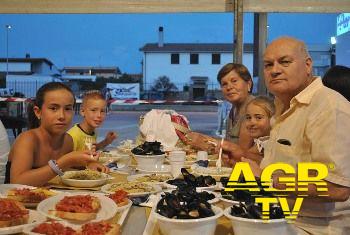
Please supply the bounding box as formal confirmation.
[217,63,254,145]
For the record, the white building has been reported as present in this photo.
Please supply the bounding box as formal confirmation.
[62,66,120,79]
[0,57,60,98]
[140,42,254,99]
[140,28,331,99]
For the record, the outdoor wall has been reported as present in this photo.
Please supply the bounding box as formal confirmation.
[6,75,55,98]
[143,52,253,91]
[0,62,31,73]
[336,32,350,67]
[32,62,56,75]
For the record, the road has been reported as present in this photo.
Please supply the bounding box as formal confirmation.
[74,111,219,145]
[6,111,219,145]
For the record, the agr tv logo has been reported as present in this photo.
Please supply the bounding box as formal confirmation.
[225,162,329,220]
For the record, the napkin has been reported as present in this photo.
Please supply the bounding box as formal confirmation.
[139,194,159,208]
[140,109,180,151]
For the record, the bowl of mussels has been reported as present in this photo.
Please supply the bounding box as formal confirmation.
[131,141,166,171]
[165,168,218,190]
[153,189,223,235]
[223,203,289,235]
[221,176,291,235]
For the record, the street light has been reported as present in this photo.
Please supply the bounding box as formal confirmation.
[5,24,12,77]
[330,36,336,67]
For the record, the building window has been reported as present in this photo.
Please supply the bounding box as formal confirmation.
[190,53,199,64]
[171,53,180,64]
[212,53,221,64]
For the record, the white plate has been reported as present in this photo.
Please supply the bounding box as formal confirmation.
[128,174,176,189]
[0,210,47,235]
[114,199,133,212]
[136,164,171,174]
[100,150,130,162]
[0,184,35,196]
[127,173,173,183]
[60,171,113,188]
[0,184,60,207]
[37,192,117,225]
[219,197,241,206]
[197,182,223,191]
[163,180,222,191]
[101,183,162,197]
[191,164,232,178]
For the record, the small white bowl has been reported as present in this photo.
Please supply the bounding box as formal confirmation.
[223,207,291,235]
[60,171,112,188]
[154,205,223,235]
[133,154,165,171]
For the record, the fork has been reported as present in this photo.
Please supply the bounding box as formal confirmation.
[216,137,224,173]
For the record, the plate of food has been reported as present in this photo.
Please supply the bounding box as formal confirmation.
[99,150,130,163]
[0,184,59,208]
[128,173,175,189]
[101,182,162,197]
[0,198,47,235]
[136,164,171,174]
[127,173,173,184]
[191,164,232,179]
[107,190,132,212]
[37,192,117,225]
[23,221,120,235]
[116,139,136,154]
[60,170,113,188]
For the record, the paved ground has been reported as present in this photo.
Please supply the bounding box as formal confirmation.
[6,110,219,145]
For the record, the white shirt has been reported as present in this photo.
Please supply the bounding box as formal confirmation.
[0,120,10,183]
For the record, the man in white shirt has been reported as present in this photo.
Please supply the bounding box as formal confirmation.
[260,37,350,234]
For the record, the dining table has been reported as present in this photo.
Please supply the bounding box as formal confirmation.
[46,164,235,235]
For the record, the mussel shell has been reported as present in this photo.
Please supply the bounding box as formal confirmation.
[198,191,215,202]
[270,205,285,219]
[157,204,176,218]
[246,203,262,219]
[164,193,182,211]
[203,176,216,186]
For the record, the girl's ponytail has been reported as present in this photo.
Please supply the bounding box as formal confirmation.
[27,100,40,129]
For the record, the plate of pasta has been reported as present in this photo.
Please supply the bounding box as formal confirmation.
[60,170,113,188]
[101,182,162,197]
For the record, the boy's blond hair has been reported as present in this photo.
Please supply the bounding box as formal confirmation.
[246,96,275,118]
[82,90,105,107]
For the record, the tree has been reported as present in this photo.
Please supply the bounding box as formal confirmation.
[150,76,178,99]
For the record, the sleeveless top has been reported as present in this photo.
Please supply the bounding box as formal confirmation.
[226,95,254,143]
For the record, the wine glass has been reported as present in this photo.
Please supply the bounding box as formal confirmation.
[84,136,95,158]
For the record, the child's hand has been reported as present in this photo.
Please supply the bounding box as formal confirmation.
[104,132,117,145]
[61,150,99,168]
[87,162,110,173]
[222,153,236,167]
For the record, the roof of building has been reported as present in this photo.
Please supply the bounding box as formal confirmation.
[0,58,54,66]
[63,66,118,71]
[140,43,254,53]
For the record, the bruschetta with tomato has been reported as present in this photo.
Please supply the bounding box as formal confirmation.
[108,190,129,207]
[81,221,120,235]
[7,187,57,207]
[49,195,100,222]
[31,221,78,235]
[0,198,29,228]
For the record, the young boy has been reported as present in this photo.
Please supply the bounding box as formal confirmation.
[68,90,117,151]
